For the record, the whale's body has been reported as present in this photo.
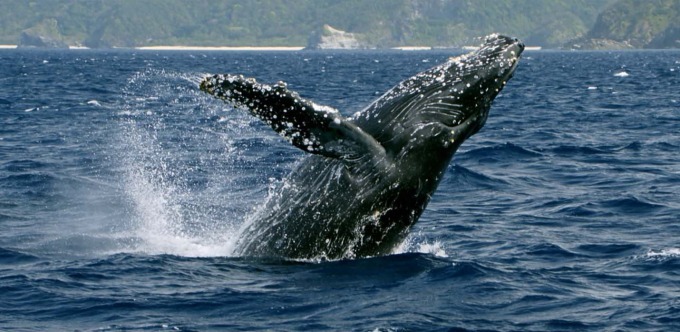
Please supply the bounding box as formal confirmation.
[201,34,524,260]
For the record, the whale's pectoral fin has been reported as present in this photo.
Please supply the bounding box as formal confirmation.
[200,74,389,166]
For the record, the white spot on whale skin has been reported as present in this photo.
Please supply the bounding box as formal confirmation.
[312,102,339,114]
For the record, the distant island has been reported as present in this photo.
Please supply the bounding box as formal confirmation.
[1,0,677,50]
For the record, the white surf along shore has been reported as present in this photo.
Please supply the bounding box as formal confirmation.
[135,46,305,51]
[0,44,544,51]
[0,44,306,51]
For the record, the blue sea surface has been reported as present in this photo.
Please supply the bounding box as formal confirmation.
[0,48,678,331]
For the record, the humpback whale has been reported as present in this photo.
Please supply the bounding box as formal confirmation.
[200,34,524,260]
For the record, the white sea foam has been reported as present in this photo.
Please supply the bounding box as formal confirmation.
[613,71,630,77]
[416,241,449,257]
[393,235,449,258]
[371,328,399,332]
[645,248,680,259]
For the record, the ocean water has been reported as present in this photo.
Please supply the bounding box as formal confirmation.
[0,48,678,331]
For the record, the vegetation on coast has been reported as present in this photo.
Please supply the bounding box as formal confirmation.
[0,0,677,49]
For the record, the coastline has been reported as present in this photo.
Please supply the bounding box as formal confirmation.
[134,46,305,51]
[0,44,306,51]
[2,44,669,51]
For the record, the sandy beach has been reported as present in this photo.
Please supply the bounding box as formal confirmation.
[0,45,306,51]
[135,46,305,51]
[391,46,432,51]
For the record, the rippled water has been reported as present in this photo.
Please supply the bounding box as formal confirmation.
[1,49,678,331]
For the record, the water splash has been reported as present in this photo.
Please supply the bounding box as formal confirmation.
[114,69,264,257]
[393,233,449,258]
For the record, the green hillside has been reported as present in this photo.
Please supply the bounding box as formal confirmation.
[573,0,680,49]
[0,0,618,48]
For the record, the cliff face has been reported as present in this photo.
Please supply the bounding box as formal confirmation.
[18,31,69,49]
[567,0,680,49]
[17,18,69,49]
[306,25,368,50]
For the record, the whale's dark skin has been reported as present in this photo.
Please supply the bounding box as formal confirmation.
[200,34,524,260]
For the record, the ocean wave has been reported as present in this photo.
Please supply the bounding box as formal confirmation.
[575,243,641,258]
[550,145,609,155]
[459,142,542,162]
[425,260,499,282]
[599,196,666,214]
[617,141,643,151]
[649,141,679,152]
[1,159,52,172]
[445,164,509,189]
[0,248,39,264]
[525,243,580,259]
[632,248,680,271]
[1,46,679,332]
[0,173,55,188]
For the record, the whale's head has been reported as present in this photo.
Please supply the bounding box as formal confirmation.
[440,34,524,140]
[356,34,524,166]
